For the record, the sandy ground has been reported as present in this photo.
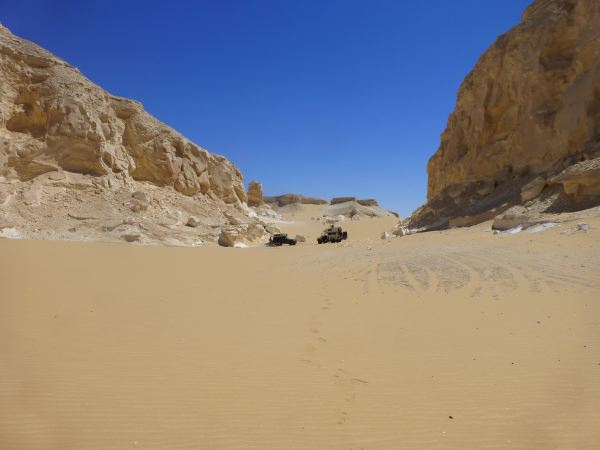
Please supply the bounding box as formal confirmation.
[1,206,600,449]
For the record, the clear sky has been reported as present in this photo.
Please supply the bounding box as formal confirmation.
[1,0,528,215]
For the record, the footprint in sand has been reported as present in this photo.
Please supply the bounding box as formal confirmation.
[333,368,370,387]
[300,359,321,368]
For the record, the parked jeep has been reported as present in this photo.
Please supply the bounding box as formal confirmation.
[317,225,348,244]
[267,233,297,246]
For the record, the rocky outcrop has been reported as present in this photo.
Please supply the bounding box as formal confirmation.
[551,156,600,199]
[247,181,263,207]
[264,194,380,208]
[331,197,356,205]
[331,197,379,207]
[264,193,327,206]
[357,199,379,207]
[0,24,246,203]
[411,0,600,229]
[0,24,253,245]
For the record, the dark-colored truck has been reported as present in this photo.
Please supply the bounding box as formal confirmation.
[268,233,297,246]
[317,225,348,244]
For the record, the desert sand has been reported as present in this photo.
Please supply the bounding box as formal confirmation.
[1,206,599,450]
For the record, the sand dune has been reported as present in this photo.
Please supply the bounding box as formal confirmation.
[1,211,599,449]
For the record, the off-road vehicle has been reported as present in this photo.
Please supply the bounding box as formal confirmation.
[317,225,348,244]
[267,233,297,246]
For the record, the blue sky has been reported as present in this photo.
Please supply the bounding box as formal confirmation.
[1,0,528,215]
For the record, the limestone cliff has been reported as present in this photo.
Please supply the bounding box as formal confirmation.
[0,24,258,245]
[0,24,246,203]
[411,0,600,228]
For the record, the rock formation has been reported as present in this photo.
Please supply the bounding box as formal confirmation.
[410,0,600,229]
[264,193,327,206]
[0,24,247,202]
[246,180,263,207]
[218,227,245,247]
[321,200,395,219]
[264,194,381,208]
[330,197,378,206]
[356,199,379,207]
[330,197,356,205]
[0,24,257,245]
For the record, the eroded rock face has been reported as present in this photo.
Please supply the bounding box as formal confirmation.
[0,24,254,245]
[413,0,600,228]
[0,24,246,204]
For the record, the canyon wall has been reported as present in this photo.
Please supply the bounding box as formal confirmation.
[412,0,600,228]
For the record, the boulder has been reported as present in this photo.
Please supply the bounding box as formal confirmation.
[218,227,245,247]
[130,190,150,212]
[186,217,200,228]
[122,233,141,243]
[520,177,547,202]
[132,191,149,203]
[295,235,306,243]
[492,207,541,231]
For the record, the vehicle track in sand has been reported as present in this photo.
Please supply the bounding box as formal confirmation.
[373,245,600,297]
